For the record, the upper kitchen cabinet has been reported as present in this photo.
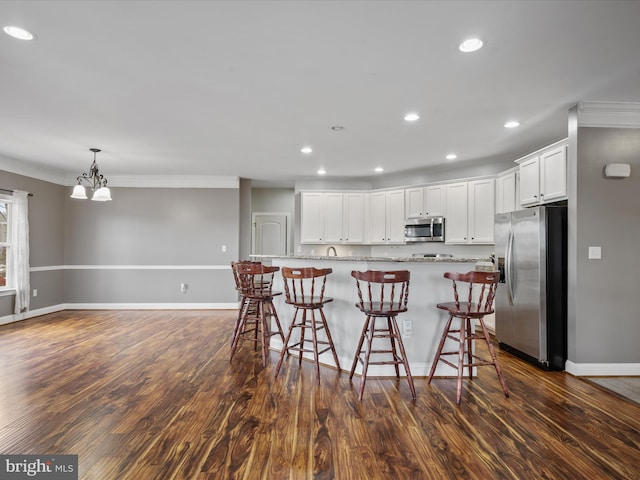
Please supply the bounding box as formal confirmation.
[518,141,567,207]
[405,185,446,219]
[300,192,326,243]
[495,169,519,214]
[369,190,405,244]
[445,179,495,244]
[300,191,366,244]
[341,192,366,243]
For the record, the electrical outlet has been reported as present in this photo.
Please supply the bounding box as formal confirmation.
[402,319,413,338]
[588,246,601,260]
[32,289,38,297]
[180,283,187,293]
[221,244,227,252]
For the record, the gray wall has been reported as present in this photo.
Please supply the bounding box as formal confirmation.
[568,125,640,364]
[0,170,66,315]
[64,186,239,304]
[0,167,241,317]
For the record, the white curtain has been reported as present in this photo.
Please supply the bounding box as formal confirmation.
[10,190,30,314]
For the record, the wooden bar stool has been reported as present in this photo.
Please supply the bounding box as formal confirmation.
[350,270,416,401]
[274,267,340,384]
[230,262,285,367]
[230,261,262,346]
[428,271,509,404]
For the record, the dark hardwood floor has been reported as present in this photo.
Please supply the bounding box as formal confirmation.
[0,310,639,479]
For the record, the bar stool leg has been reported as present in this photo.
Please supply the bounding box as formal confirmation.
[466,318,474,378]
[259,301,270,367]
[274,308,299,377]
[298,309,307,368]
[319,308,341,371]
[270,302,285,341]
[387,316,401,378]
[310,309,321,384]
[457,317,466,404]
[358,317,377,401]
[230,301,251,362]
[390,316,416,400]
[479,318,510,398]
[427,314,454,383]
[350,316,371,379]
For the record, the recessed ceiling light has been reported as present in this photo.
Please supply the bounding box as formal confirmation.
[504,120,520,129]
[300,146,312,154]
[374,167,384,173]
[459,38,483,53]
[317,168,326,175]
[446,153,458,160]
[404,113,420,122]
[3,26,35,40]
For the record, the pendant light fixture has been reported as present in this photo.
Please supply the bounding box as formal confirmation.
[70,148,112,201]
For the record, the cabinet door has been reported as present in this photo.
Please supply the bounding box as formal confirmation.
[424,185,445,216]
[539,145,567,203]
[369,192,387,243]
[324,192,344,242]
[343,192,365,243]
[519,156,540,206]
[405,187,424,218]
[496,171,516,214]
[300,192,325,243]
[468,179,495,244]
[445,182,469,243]
[386,190,406,243]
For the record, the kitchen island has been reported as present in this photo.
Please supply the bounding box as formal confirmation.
[254,254,489,377]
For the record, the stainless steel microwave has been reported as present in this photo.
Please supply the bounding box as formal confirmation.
[404,217,445,242]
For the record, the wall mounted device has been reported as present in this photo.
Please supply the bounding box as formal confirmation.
[604,163,631,178]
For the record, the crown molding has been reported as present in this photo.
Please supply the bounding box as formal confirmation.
[0,155,67,185]
[577,101,640,128]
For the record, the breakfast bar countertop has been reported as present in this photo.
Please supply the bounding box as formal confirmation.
[251,254,490,263]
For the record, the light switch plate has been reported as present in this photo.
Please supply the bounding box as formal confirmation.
[588,246,602,260]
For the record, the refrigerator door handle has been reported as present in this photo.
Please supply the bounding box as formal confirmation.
[505,230,515,306]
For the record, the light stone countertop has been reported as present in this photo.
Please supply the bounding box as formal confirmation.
[251,254,488,263]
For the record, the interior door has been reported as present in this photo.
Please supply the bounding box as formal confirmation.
[252,213,288,256]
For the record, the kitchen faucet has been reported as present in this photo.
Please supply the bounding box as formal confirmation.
[326,246,337,256]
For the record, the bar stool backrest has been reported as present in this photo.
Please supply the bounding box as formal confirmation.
[234,262,279,297]
[281,267,332,306]
[231,261,262,293]
[351,270,410,315]
[444,271,499,314]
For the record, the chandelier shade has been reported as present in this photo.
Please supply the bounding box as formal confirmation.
[71,148,112,201]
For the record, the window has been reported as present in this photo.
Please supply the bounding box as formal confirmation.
[0,198,10,287]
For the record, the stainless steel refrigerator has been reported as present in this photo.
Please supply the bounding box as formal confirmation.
[494,205,567,370]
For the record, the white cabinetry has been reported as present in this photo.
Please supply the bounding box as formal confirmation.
[300,191,365,244]
[342,192,366,243]
[323,192,344,243]
[405,185,445,219]
[300,192,325,243]
[369,190,405,244]
[518,142,567,207]
[445,179,495,244]
[495,170,518,214]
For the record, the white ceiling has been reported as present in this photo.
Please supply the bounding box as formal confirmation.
[1,0,640,186]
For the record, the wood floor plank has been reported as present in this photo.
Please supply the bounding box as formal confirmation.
[1,310,639,479]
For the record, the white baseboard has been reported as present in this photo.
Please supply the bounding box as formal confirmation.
[0,302,239,326]
[565,360,640,376]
